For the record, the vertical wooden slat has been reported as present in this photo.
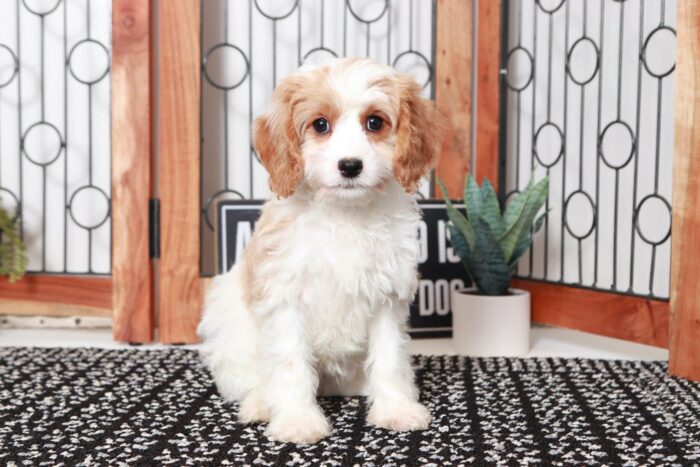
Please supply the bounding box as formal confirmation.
[475,0,502,189]
[112,0,153,342]
[669,1,700,381]
[435,0,473,197]
[157,1,201,343]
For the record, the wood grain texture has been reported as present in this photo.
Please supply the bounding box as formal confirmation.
[475,0,502,189]
[669,1,700,381]
[111,0,154,343]
[0,276,112,314]
[157,1,201,344]
[512,280,669,348]
[434,0,473,197]
[0,300,112,318]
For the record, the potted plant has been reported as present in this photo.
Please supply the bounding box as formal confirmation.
[0,200,27,283]
[438,173,548,356]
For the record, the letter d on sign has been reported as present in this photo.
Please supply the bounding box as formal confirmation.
[418,279,434,316]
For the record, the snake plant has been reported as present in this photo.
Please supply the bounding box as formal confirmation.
[0,200,27,283]
[439,173,549,296]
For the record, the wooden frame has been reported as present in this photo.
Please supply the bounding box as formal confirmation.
[512,280,669,348]
[111,0,154,342]
[474,0,503,190]
[1,0,154,330]
[150,0,700,373]
[471,0,677,354]
[434,0,473,197]
[435,0,502,197]
[156,0,202,344]
[669,1,700,381]
[0,276,111,318]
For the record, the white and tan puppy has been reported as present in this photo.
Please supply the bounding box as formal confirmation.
[198,57,444,444]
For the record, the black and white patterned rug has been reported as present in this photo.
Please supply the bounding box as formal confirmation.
[1,347,699,466]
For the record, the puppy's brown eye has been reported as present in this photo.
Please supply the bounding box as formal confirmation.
[312,118,330,134]
[366,115,384,132]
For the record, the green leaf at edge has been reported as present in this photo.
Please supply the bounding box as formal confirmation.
[478,178,505,237]
[499,177,549,262]
[464,173,481,220]
[438,179,476,250]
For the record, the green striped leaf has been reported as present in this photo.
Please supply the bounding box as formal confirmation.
[463,216,510,295]
[508,211,548,265]
[503,178,534,231]
[499,177,549,262]
[447,224,471,263]
[478,178,505,237]
[438,179,475,250]
[464,173,481,220]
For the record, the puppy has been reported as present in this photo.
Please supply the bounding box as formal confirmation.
[198,58,444,444]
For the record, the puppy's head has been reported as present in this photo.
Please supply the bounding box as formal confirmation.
[253,58,444,204]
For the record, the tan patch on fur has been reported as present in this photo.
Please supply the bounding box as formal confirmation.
[253,68,344,197]
[239,205,293,307]
[392,77,445,192]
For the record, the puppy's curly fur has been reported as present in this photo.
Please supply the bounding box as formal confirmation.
[198,58,444,444]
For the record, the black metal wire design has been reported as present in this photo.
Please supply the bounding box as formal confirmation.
[500,0,676,299]
[0,0,112,275]
[200,0,437,276]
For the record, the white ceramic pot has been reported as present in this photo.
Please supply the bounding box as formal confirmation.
[451,288,531,357]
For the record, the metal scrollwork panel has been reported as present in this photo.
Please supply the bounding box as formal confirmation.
[502,0,677,299]
[201,0,437,276]
[0,0,112,275]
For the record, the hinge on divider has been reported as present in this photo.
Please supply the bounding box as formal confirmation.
[149,198,160,259]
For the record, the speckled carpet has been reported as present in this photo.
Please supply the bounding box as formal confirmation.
[1,347,699,466]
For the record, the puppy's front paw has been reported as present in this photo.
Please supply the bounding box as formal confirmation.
[238,393,271,424]
[265,407,331,444]
[367,400,431,432]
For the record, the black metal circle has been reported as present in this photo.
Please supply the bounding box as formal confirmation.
[566,36,600,86]
[599,120,636,170]
[0,44,19,88]
[302,46,338,66]
[505,46,534,91]
[0,187,21,221]
[534,122,564,168]
[67,185,111,230]
[641,26,676,79]
[634,194,672,246]
[203,43,250,91]
[203,188,246,230]
[536,0,565,14]
[564,190,597,240]
[347,0,389,24]
[67,39,111,85]
[253,0,299,21]
[392,50,432,89]
[505,189,520,206]
[22,0,61,16]
[21,121,64,166]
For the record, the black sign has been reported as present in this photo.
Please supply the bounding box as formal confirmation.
[218,200,469,338]
[218,200,265,275]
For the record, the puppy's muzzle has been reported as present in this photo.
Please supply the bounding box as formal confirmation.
[338,158,363,178]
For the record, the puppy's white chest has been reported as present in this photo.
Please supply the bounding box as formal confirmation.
[291,212,417,356]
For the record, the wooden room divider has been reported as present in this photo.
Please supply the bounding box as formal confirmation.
[108,0,698,381]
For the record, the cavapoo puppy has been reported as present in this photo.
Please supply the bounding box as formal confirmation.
[198,57,444,444]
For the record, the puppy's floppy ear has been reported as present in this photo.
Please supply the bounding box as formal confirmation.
[392,76,445,193]
[253,78,304,198]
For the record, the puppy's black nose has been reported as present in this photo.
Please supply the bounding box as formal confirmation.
[338,158,363,178]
